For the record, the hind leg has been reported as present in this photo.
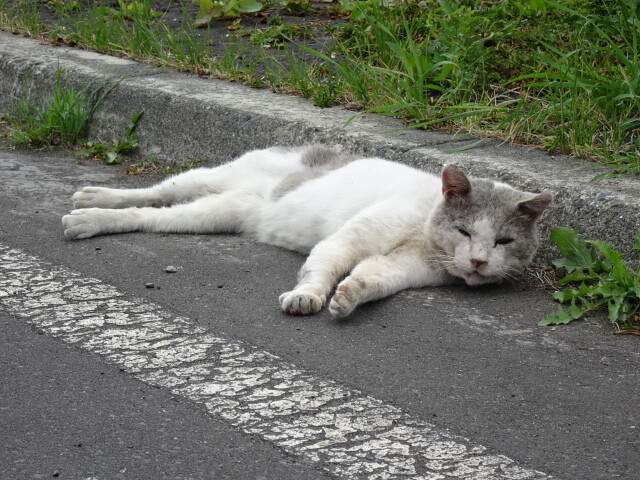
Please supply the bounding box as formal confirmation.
[71,166,233,209]
[63,191,260,240]
[72,148,304,209]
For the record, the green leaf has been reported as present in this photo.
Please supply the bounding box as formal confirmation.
[125,110,144,136]
[443,139,485,153]
[539,303,585,325]
[608,295,625,322]
[556,270,597,285]
[590,281,626,299]
[634,275,640,298]
[549,227,596,273]
[539,293,608,325]
[104,150,123,164]
[76,141,109,158]
[586,240,624,269]
[586,239,633,288]
[235,0,262,13]
[634,229,640,251]
[193,0,222,26]
[552,282,591,303]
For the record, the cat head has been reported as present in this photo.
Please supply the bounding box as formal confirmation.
[429,165,553,286]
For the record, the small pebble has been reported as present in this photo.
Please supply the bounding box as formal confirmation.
[145,283,155,289]
[165,265,178,273]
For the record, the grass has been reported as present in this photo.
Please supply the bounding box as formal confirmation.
[2,68,202,171]
[3,68,116,148]
[0,0,639,176]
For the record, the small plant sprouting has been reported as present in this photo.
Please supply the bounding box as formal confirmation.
[47,0,81,14]
[249,23,311,48]
[541,226,640,333]
[117,0,160,20]
[192,0,262,26]
[282,0,312,16]
[76,110,143,164]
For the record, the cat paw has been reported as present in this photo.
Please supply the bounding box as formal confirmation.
[62,209,102,240]
[329,284,358,318]
[279,290,325,315]
[72,187,121,209]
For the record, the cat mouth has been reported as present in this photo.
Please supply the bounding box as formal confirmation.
[462,270,495,286]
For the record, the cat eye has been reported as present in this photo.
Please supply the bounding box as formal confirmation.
[458,228,471,237]
[495,238,514,246]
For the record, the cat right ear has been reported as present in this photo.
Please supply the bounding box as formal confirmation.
[441,165,471,200]
[517,191,554,220]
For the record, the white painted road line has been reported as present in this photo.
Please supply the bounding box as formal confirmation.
[0,243,556,480]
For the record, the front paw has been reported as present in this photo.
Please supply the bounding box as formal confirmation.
[62,209,101,240]
[72,187,120,209]
[329,284,358,318]
[279,290,325,315]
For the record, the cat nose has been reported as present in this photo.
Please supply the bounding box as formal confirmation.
[471,258,488,269]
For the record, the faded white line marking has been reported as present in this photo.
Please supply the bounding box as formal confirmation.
[0,244,556,480]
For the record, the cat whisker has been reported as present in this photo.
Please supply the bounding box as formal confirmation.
[496,268,521,284]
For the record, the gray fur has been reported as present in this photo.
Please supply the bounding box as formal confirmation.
[272,145,359,200]
[299,145,358,169]
[431,178,544,266]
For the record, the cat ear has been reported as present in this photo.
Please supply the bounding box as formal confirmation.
[441,165,471,200]
[517,191,553,219]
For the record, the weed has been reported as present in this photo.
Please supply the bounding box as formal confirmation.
[5,0,42,36]
[118,0,160,20]
[249,23,311,48]
[192,0,262,26]
[312,76,340,108]
[47,1,81,15]
[126,156,205,175]
[282,0,312,15]
[5,69,116,148]
[541,226,640,332]
[76,110,143,164]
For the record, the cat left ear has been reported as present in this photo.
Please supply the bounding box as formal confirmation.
[441,165,471,200]
[517,191,553,220]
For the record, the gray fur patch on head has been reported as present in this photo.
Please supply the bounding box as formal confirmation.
[441,179,542,256]
[272,145,359,200]
[430,174,552,283]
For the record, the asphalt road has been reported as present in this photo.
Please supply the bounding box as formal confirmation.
[1,148,638,480]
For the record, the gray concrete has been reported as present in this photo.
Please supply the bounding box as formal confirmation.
[1,32,640,264]
[1,314,332,480]
[0,148,639,480]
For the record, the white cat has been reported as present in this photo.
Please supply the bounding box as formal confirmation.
[62,145,553,318]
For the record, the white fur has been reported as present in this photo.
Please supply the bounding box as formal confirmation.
[62,146,547,317]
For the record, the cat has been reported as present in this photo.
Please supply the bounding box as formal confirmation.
[62,145,553,318]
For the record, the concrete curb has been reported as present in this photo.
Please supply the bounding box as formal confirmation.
[1,32,639,264]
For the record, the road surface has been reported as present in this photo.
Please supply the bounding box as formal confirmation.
[1,148,638,480]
